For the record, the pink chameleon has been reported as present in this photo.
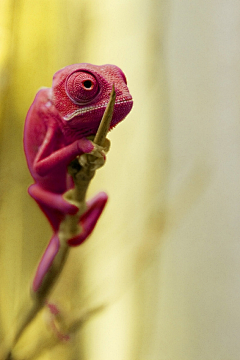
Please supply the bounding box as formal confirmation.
[24,63,133,291]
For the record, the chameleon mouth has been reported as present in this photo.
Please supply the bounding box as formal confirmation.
[63,98,133,121]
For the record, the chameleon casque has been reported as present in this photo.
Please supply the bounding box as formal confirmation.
[24,63,133,291]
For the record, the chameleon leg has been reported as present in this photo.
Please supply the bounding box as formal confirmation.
[32,193,107,290]
[29,184,79,215]
[32,233,60,292]
[32,193,108,291]
[68,192,108,246]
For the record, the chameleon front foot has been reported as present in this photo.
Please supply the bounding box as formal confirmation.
[79,138,111,171]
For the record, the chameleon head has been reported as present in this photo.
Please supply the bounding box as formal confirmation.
[52,63,133,138]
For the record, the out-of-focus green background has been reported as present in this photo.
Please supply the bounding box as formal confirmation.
[1,0,240,359]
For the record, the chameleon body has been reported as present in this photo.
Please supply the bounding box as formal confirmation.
[24,63,133,291]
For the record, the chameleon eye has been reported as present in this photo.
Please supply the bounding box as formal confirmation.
[66,71,99,104]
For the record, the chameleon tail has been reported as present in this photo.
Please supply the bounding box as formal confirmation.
[32,234,60,292]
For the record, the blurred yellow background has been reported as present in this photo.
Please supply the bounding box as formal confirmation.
[1,0,240,359]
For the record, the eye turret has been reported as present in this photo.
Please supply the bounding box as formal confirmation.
[66,71,99,104]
